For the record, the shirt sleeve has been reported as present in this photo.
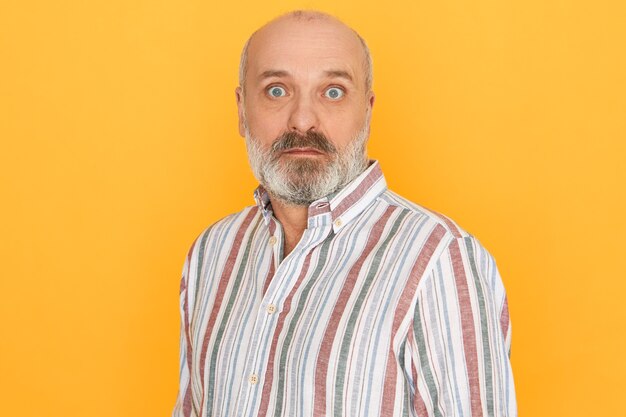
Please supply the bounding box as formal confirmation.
[408,235,517,416]
[172,255,197,417]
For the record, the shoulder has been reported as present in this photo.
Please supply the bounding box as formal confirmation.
[379,191,506,299]
[377,189,474,241]
[179,205,263,301]
[376,189,502,278]
[373,189,499,285]
[184,205,262,266]
[379,191,509,310]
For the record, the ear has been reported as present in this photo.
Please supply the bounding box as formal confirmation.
[235,86,246,137]
[367,90,375,112]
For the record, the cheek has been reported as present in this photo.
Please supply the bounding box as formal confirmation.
[327,111,367,144]
[246,110,284,141]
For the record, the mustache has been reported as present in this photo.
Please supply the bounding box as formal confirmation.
[270,131,337,155]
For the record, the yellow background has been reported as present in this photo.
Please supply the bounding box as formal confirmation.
[1,0,624,415]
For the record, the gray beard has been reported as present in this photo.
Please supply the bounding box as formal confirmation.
[244,124,370,206]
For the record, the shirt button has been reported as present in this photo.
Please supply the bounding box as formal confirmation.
[334,218,343,227]
[249,374,259,385]
[269,236,277,246]
[267,304,277,314]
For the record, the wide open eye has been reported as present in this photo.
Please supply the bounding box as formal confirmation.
[324,87,345,100]
[267,86,287,98]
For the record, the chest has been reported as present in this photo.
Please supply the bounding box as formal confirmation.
[187,218,430,416]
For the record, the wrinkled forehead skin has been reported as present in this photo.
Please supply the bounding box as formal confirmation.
[243,14,370,93]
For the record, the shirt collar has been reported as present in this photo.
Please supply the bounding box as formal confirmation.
[253,160,387,234]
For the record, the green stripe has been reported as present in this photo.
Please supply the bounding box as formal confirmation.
[189,228,212,371]
[273,236,333,416]
[334,209,410,416]
[205,217,261,415]
[413,297,444,417]
[398,339,411,417]
[464,236,494,416]
[194,229,211,302]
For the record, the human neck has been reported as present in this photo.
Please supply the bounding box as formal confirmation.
[269,196,309,257]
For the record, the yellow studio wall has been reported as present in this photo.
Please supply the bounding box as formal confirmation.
[1,0,624,415]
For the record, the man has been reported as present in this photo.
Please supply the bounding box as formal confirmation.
[173,10,516,417]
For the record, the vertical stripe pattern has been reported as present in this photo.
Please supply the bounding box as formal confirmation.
[171,161,517,417]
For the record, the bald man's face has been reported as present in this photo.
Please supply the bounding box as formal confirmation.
[235,17,375,204]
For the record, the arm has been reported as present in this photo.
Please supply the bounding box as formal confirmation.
[408,236,517,416]
[172,255,197,417]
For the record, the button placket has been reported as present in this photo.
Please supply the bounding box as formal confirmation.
[237,222,333,416]
[248,374,259,385]
[235,303,277,414]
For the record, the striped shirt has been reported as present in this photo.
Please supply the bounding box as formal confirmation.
[172,161,517,417]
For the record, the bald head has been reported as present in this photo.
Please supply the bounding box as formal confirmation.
[238,10,373,95]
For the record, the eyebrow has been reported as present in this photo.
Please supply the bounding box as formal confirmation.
[257,69,354,83]
[258,70,290,80]
[323,70,353,83]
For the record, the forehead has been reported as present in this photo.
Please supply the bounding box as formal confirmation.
[246,18,366,86]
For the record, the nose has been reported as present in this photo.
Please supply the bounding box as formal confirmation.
[287,92,320,134]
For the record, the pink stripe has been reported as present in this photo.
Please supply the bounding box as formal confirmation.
[308,201,331,218]
[181,235,202,417]
[380,224,446,416]
[197,208,258,416]
[182,291,194,417]
[268,218,277,236]
[333,163,382,219]
[262,257,275,298]
[450,239,483,417]
[408,330,429,416]
[414,389,429,416]
[500,296,510,340]
[313,206,395,416]
[419,205,462,239]
[257,252,314,416]
[438,214,462,238]
[182,384,193,417]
